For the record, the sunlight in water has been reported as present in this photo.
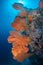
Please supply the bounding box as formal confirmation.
[18,0,24,4]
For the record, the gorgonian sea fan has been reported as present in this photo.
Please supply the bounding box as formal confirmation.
[8,31,32,62]
[8,1,43,62]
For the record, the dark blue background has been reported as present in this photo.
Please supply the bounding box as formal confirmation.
[0,0,42,65]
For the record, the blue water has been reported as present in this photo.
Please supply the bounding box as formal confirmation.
[0,0,40,65]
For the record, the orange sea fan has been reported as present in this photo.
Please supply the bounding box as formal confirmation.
[28,15,33,22]
[11,16,28,31]
[12,44,29,56]
[8,1,43,62]
[8,31,32,62]
[8,31,31,46]
[8,4,33,61]
[12,48,32,62]
[19,10,28,17]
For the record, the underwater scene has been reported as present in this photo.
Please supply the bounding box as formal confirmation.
[0,0,43,65]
